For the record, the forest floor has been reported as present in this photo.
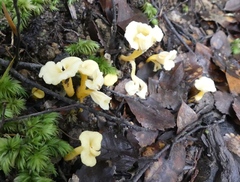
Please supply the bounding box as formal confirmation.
[0,0,240,181]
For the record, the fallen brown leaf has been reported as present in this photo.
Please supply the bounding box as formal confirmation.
[224,0,240,11]
[226,73,240,95]
[144,143,186,182]
[126,98,175,130]
[132,130,158,147]
[214,91,234,115]
[177,101,198,133]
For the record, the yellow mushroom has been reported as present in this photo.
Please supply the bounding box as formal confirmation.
[64,131,103,167]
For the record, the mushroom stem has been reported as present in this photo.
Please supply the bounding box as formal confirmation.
[146,54,159,63]
[76,74,93,102]
[62,77,75,97]
[64,146,83,161]
[194,90,205,101]
[129,60,147,99]
[119,50,144,61]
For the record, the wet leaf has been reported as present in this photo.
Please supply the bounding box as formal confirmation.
[144,143,186,182]
[233,97,240,120]
[211,31,240,79]
[214,91,234,115]
[177,101,198,133]
[126,98,175,130]
[224,0,240,11]
[132,130,158,147]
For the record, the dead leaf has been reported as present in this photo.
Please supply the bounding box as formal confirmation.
[158,62,185,90]
[214,91,234,115]
[224,0,240,11]
[148,63,188,111]
[210,31,231,56]
[226,73,240,95]
[126,98,175,130]
[132,130,158,147]
[180,53,203,84]
[99,0,147,30]
[233,97,240,120]
[211,31,240,79]
[195,43,212,75]
[224,133,240,157]
[177,101,198,133]
[144,143,186,182]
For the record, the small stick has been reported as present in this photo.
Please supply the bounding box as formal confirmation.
[162,13,195,54]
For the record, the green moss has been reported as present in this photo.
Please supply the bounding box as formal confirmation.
[89,55,117,75]
[0,0,59,30]
[0,75,73,181]
[142,2,159,25]
[65,38,100,56]
[231,38,240,55]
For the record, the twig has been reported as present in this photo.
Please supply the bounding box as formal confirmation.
[4,103,80,123]
[0,58,42,70]
[162,13,195,54]
[13,0,21,68]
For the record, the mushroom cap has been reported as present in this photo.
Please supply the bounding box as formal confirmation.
[194,76,216,92]
[157,50,177,71]
[104,74,118,86]
[124,21,163,51]
[39,57,82,85]
[89,90,111,110]
[79,131,103,167]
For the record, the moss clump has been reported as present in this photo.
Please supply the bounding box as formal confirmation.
[0,74,73,181]
[0,0,59,30]
[231,38,240,55]
[142,2,158,25]
[65,38,100,56]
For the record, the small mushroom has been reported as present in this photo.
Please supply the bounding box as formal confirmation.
[146,50,177,71]
[64,131,103,167]
[125,60,148,99]
[31,87,45,99]
[39,57,82,97]
[120,21,163,62]
[194,76,216,101]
